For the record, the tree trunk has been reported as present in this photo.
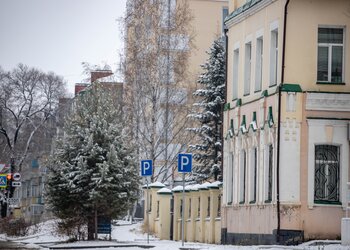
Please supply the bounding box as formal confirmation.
[87,216,95,240]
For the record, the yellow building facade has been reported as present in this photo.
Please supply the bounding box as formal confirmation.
[222,0,350,245]
[144,182,222,244]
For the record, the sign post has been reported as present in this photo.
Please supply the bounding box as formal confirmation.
[178,153,192,247]
[141,160,153,244]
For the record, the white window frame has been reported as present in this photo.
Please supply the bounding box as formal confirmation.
[232,46,240,100]
[239,150,246,203]
[249,147,258,203]
[317,26,345,83]
[226,152,234,204]
[269,21,278,87]
[244,42,252,95]
[255,36,263,92]
[264,144,274,202]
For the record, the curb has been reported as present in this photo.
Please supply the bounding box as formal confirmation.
[49,244,155,249]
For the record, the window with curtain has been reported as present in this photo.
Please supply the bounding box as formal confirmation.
[233,49,239,99]
[244,42,252,95]
[239,150,246,203]
[317,27,344,83]
[255,37,263,92]
[270,29,278,86]
[249,147,257,203]
[226,152,234,204]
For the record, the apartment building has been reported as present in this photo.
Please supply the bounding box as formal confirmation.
[222,0,350,245]
[125,0,228,184]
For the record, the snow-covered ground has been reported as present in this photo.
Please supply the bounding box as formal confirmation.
[0,220,348,250]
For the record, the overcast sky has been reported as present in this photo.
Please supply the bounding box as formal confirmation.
[0,0,126,94]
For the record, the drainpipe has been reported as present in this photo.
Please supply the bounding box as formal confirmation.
[221,28,228,183]
[220,28,228,244]
[277,0,290,243]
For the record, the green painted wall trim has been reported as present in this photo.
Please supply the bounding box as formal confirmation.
[224,103,231,111]
[225,0,262,23]
[306,117,350,121]
[236,98,242,107]
[314,200,342,205]
[261,90,268,97]
[252,111,257,121]
[316,82,345,85]
[268,106,274,127]
[305,91,350,94]
[281,83,302,92]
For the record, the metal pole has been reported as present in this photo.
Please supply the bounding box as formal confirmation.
[146,178,149,244]
[181,173,185,246]
[6,190,9,217]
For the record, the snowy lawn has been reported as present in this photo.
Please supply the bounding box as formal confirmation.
[0,220,348,250]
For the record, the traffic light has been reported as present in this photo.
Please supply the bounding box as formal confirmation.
[6,173,13,190]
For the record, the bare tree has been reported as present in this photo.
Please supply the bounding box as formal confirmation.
[0,64,65,174]
[122,0,196,184]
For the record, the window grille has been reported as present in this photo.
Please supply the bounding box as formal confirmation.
[314,145,340,203]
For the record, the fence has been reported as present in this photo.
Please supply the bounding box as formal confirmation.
[143,181,222,244]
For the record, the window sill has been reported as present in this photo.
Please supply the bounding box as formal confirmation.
[264,199,272,204]
[269,83,277,88]
[195,218,200,222]
[254,90,261,94]
[249,200,256,204]
[243,93,250,97]
[215,217,221,221]
[316,81,345,85]
[205,217,210,221]
[314,200,342,206]
[239,201,245,205]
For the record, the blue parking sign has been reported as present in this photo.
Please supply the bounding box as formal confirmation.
[178,154,192,173]
[140,160,153,176]
[0,174,7,188]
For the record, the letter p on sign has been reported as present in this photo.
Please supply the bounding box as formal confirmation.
[178,153,192,173]
[141,160,153,176]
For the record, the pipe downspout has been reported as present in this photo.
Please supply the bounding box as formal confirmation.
[277,0,290,243]
[220,28,228,244]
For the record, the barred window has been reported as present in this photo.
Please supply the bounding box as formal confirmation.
[314,145,340,204]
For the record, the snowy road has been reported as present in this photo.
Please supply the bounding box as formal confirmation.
[1,220,348,250]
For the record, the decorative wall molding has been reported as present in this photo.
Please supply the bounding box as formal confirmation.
[306,93,350,111]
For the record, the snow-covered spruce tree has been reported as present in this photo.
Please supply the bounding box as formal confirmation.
[46,84,140,240]
[187,38,225,182]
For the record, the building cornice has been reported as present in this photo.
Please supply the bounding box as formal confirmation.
[306,92,350,112]
[225,0,274,28]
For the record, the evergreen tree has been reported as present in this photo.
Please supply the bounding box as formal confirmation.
[46,84,140,240]
[188,38,225,182]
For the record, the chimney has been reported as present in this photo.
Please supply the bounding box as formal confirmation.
[91,70,113,83]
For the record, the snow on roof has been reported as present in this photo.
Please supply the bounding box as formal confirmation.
[172,185,184,192]
[207,181,222,189]
[198,182,211,190]
[149,181,166,188]
[157,187,172,194]
[190,184,201,191]
[185,185,193,191]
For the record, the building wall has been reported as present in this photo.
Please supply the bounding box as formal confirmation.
[145,184,222,244]
[284,0,350,92]
[226,0,284,105]
[222,0,350,245]
[187,0,228,87]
